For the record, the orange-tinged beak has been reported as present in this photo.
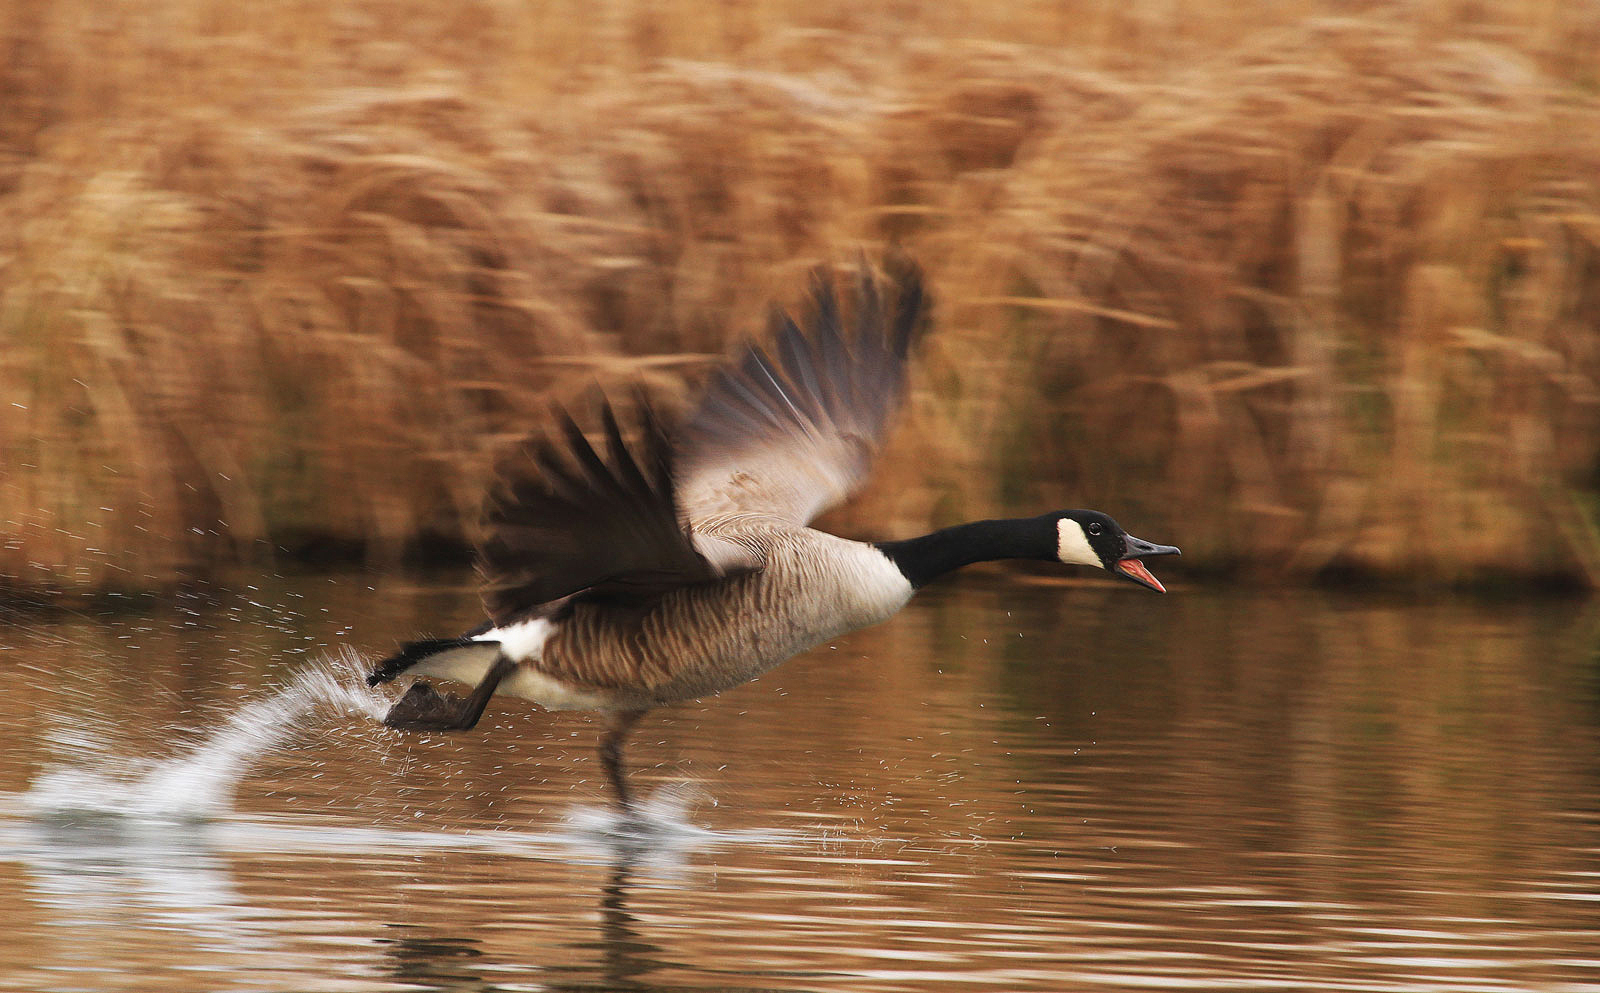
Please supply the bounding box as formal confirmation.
[1114,533,1180,592]
[1116,557,1167,593]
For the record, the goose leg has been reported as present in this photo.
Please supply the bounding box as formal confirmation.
[599,708,648,815]
[383,655,515,731]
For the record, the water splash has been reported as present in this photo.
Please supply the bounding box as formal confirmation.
[562,781,716,840]
[553,782,804,867]
[23,648,393,824]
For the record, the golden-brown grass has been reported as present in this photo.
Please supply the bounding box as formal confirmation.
[3,0,1600,592]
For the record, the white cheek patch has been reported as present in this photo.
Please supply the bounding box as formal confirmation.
[1056,519,1104,568]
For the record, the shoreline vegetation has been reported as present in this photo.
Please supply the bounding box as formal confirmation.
[3,1,1600,596]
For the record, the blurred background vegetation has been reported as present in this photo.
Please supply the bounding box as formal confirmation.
[3,0,1600,594]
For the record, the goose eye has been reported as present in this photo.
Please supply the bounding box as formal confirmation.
[1087,522,1101,535]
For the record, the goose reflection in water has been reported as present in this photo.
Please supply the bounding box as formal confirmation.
[377,850,813,993]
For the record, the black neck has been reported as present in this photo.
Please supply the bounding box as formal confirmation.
[875,517,1056,590]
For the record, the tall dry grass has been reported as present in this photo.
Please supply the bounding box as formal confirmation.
[3,0,1600,592]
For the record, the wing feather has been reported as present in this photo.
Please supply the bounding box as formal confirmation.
[476,392,759,625]
[675,256,930,526]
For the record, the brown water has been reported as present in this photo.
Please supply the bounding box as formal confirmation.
[0,572,1597,992]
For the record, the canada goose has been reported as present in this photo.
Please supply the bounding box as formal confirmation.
[368,256,1179,815]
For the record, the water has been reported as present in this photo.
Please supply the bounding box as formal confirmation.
[23,649,390,823]
[0,572,1596,992]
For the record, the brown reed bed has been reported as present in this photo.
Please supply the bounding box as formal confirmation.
[3,0,1599,593]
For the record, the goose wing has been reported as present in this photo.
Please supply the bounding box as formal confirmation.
[675,256,928,527]
[477,394,761,626]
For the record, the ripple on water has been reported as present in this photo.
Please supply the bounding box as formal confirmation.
[3,584,1599,993]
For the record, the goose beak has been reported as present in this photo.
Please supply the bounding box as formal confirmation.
[1115,534,1181,593]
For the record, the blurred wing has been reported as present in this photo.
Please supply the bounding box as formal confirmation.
[477,393,761,626]
[675,256,928,527]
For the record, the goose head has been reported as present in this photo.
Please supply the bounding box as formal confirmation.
[1052,511,1180,592]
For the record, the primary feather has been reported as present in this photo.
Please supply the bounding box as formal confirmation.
[475,390,750,626]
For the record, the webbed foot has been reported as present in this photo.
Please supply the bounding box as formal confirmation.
[381,682,473,731]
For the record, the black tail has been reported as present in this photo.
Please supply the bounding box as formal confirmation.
[367,637,480,686]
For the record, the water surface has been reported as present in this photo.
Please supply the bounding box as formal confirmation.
[0,572,1596,992]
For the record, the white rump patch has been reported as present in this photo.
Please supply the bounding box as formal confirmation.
[476,618,553,661]
[468,617,611,710]
[405,618,552,689]
[1056,518,1103,568]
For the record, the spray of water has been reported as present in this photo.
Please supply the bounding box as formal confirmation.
[11,650,817,866]
[23,648,394,823]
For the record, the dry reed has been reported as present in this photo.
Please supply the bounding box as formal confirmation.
[3,0,1600,592]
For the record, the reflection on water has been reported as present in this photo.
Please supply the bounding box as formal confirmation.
[0,572,1596,992]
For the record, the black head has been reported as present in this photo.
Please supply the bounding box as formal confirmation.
[1051,510,1181,592]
